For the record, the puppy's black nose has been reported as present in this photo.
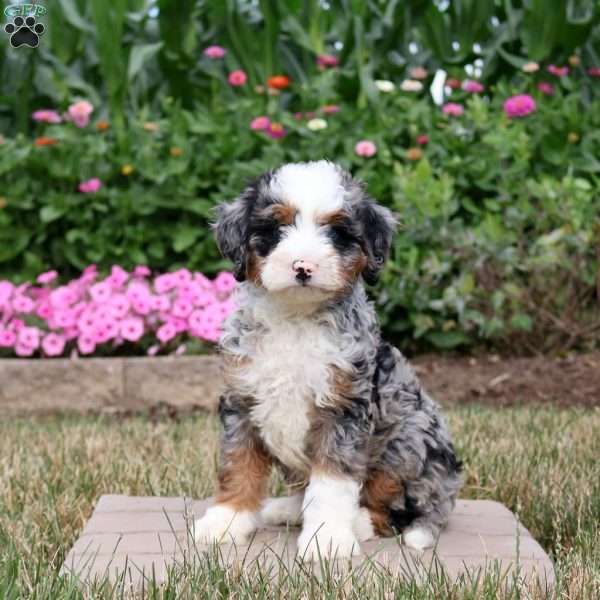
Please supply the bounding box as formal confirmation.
[293,259,316,284]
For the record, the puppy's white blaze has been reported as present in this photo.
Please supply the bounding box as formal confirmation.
[193,504,258,545]
[271,161,345,217]
[261,494,304,526]
[298,474,361,560]
[403,526,435,551]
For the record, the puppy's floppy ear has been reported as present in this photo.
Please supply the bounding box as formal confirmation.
[355,198,396,285]
[213,198,249,281]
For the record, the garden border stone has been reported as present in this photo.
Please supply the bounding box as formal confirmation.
[0,356,222,415]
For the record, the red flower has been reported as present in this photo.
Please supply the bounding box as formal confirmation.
[34,137,58,146]
[267,75,290,90]
[446,78,462,89]
[416,134,429,146]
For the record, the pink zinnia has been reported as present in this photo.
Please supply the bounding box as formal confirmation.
[266,122,285,139]
[120,317,144,342]
[250,116,271,131]
[32,110,62,124]
[317,54,339,68]
[42,333,66,357]
[537,82,554,96]
[587,67,600,78]
[78,178,102,193]
[67,100,94,128]
[203,45,226,59]
[416,134,429,145]
[462,80,484,93]
[355,140,377,157]
[228,70,247,86]
[442,103,464,117]
[547,64,569,77]
[503,94,537,118]
[37,270,58,284]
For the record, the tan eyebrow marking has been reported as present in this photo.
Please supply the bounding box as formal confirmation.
[317,209,350,226]
[261,202,298,225]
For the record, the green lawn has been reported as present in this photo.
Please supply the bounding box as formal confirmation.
[1,406,599,599]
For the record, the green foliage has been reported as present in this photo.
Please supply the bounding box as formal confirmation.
[1,70,599,353]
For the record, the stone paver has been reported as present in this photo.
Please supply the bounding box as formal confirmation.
[61,496,554,590]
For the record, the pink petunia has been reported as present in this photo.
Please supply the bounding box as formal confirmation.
[503,94,537,118]
[32,110,62,124]
[537,82,554,96]
[462,80,484,93]
[108,294,130,319]
[150,295,171,312]
[12,295,35,313]
[228,70,247,86]
[36,301,53,320]
[77,334,96,355]
[317,54,339,68]
[42,333,66,357]
[250,116,271,131]
[37,270,58,284]
[547,64,569,77]
[442,102,464,117]
[156,322,177,344]
[53,309,76,328]
[15,344,35,357]
[147,345,160,356]
[133,265,151,278]
[0,329,16,347]
[126,282,151,303]
[120,317,144,342]
[107,265,129,289]
[355,140,377,157]
[90,281,112,303]
[131,297,151,315]
[50,285,78,308]
[18,326,40,349]
[172,297,193,318]
[203,45,226,59]
[154,273,176,294]
[0,281,14,303]
[173,268,192,286]
[67,100,94,128]
[213,271,237,294]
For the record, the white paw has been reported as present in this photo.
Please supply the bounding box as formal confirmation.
[402,526,435,551]
[193,504,257,545]
[353,507,376,542]
[261,494,304,526]
[297,524,360,561]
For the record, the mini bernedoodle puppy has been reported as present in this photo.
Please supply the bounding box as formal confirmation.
[194,160,462,560]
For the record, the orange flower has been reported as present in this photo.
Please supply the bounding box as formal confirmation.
[143,122,159,132]
[34,137,58,146]
[96,120,110,131]
[267,75,290,90]
[170,146,183,157]
[405,147,423,161]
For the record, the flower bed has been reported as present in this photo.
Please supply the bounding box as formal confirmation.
[0,267,236,358]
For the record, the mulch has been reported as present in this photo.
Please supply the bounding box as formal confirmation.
[413,352,600,408]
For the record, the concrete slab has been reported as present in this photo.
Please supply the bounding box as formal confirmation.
[61,495,554,590]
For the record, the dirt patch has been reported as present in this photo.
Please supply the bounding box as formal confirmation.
[413,352,600,408]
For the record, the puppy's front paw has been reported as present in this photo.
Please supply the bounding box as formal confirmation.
[194,504,257,545]
[297,524,360,561]
[261,494,304,526]
[402,526,435,551]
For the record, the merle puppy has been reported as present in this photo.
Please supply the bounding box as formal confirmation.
[194,161,462,560]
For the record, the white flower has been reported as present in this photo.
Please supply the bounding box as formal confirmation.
[307,118,327,131]
[400,79,423,92]
[522,61,540,73]
[375,79,395,93]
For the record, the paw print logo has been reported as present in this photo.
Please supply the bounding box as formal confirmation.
[4,16,45,48]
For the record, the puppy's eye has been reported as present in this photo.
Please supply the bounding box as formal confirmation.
[329,224,358,248]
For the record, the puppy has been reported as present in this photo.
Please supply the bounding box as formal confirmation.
[194,161,462,560]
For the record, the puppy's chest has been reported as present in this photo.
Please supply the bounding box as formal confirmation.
[238,321,341,472]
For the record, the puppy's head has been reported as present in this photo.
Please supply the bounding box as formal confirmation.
[214,161,395,301]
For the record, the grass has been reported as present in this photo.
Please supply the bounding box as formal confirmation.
[0,406,599,599]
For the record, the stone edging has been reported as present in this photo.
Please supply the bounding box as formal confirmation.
[0,356,223,416]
